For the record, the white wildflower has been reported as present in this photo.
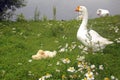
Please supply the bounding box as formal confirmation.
[90,65,96,69]
[111,75,115,80]
[77,61,84,68]
[44,73,52,78]
[114,26,119,33]
[20,32,23,35]
[67,67,75,72]
[56,61,60,65]
[18,63,22,65]
[65,43,69,48]
[78,45,84,49]
[28,71,34,76]
[115,37,120,43]
[72,42,76,44]
[54,40,59,43]
[115,78,118,80]
[28,59,32,63]
[58,45,62,49]
[76,55,85,61]
[56,69,60,72]
[59,47,66,52]
[95,72,99,76]
[12,27,16,33]
[81,50,89,54]
[62,35,67,39]
[12,31,16,33]
[39,73,52,80]
[12,27,16,30]
[85,71,94,80]
[48,64,52,66]
[99,65,104,70]
[39,76,45,80]
[71,44,77,50]
[62,58,71,64]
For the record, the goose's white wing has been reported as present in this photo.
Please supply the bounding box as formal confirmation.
[89,30,113,45]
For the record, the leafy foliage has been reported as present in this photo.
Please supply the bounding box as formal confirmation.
[0,0,26,20]
[16,13,26,22]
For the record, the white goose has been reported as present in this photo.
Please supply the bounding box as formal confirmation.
[96,9,110,17]
[75,6,113,52]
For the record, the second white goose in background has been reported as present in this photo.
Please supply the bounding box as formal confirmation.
[96,9,110,17]
[75,6,113,52]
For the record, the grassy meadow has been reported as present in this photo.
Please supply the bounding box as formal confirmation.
[0,15,120,80]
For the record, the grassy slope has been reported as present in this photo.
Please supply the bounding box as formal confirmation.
[0,15,120,80]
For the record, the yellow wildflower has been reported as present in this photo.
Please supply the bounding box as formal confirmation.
[104,77,110,80]
[62,74,67,79]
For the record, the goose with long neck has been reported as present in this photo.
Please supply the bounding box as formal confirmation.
[77,6,88,30]
[75,6,113,52]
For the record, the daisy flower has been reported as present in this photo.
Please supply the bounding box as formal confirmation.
[56,61,61,65]
[85,71,94,80]
[76,55,85,61]
[62,58,71,64]
[67,67,75,72]
[78,61,84,68]
[99,65,104,70]
[90,65,95,69]
[44,73,52,78]
[56,69,60,73]
[62,74,67,79]
[39,76,45,80]
[28,59,32,63]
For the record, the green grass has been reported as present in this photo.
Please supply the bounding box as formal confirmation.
[0,15,120,80]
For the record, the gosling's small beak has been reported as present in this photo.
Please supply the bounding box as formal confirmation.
[75,6,80,12]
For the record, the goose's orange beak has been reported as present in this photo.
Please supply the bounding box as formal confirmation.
[75,6,81,12]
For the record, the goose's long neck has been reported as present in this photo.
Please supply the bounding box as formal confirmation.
[79,9,88,30]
